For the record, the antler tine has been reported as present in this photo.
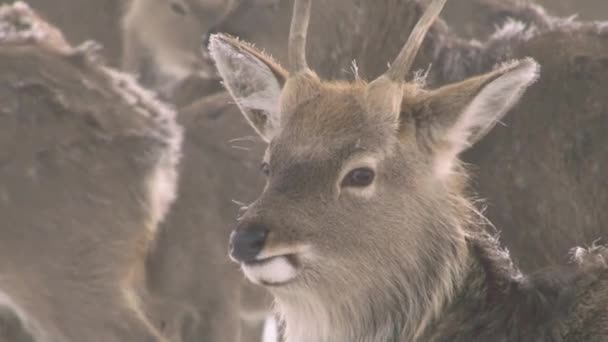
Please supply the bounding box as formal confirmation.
[386,0,447,82]
[288,0,312,73]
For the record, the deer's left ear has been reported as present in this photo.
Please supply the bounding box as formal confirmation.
[413,58,540,177]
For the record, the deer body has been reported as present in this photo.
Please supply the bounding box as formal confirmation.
[421,239,608,341]
[210,0,608,341]
[0,4,182,341]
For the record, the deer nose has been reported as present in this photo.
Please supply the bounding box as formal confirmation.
[229,224,268,263]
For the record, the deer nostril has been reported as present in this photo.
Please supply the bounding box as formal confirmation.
[229,225,268,263]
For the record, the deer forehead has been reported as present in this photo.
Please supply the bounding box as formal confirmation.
[271,82,414,161]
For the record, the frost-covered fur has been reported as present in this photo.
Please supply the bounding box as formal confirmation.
[421,236,608,341]
[433,1,608,84]
[209,35,283,141]
[103,68,183,232]
[0,4,183,341]
[0,1,71,52]
[571,243,608,269]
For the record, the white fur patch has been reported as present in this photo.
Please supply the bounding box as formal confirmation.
[262,315,279,342]
[102,68,183,233]
[570,243,608,268]
[154,54,193,82]
[436,58,540,178]
[490,19,537,42]
[0,2,70,52]
[242,256,298,285]
[488,4,608,45]
[275,294,332,342]
[256,244,311,261]
[145,149,179,232]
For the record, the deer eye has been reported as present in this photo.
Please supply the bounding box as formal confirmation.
[260,162,270,177]
[342,167,375,188]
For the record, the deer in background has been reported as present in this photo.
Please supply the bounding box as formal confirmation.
[0,4,182,341]
[210,0,608,340]
[121,0,279,100]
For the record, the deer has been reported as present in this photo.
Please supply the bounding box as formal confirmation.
[121,0,280,101]
[118,0,607,340]
[209,0,608,341]
[198,0,608,275]
[144,92,273,342]
[0,3,181,341]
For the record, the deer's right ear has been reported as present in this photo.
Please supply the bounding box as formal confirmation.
[209,34,288,142]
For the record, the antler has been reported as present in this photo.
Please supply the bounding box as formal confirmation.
[385,0,447,81]
[288,0,312,73]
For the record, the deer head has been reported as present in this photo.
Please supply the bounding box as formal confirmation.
[210,0,539,340]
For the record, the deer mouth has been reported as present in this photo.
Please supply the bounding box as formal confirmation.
[241,254,300,286]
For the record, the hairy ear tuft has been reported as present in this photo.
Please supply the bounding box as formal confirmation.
[209,34,287,141]
[418,58,540,177]
[452,58,540,147]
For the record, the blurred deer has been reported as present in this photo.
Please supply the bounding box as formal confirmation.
[121,0,279,99]
[0,3,182,341]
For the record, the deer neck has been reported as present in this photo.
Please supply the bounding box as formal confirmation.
[273,221,472,342]
[420,232,583,342]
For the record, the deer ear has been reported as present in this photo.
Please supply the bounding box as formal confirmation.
[209,34,288,142]
[415,58,540,177]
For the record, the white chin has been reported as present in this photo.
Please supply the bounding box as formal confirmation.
[242,256,298,286]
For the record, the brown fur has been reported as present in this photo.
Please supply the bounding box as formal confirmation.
[0,5,181,341]
[116,0,608,341]
[214,0,608,274]
[120,0,279,98]
[210,0,608,341]
[144,92,273,342]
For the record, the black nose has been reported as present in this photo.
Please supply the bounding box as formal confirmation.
[229,224,268,263]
